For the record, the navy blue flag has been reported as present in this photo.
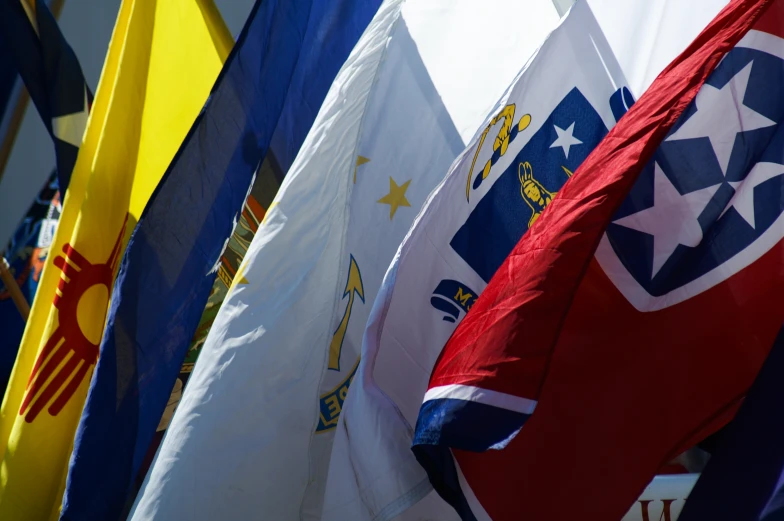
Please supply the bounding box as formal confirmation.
[0,24,24,373]
[678,325,784,521]
[0,37,19,132]
[0,0,91,193]
[60,1,382,520]
[0,0,81,400]
[0,171,59,395]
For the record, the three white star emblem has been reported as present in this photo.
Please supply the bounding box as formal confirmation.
[667,61,775,175]
[613,163,720,278]
[614,60,783,278]
[722,162,784,229]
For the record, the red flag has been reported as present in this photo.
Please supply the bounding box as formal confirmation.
[412,0,784,519]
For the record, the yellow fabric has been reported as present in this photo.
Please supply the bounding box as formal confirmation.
[0,1,232,519]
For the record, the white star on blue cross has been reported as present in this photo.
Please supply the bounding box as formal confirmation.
[606,48,784,297]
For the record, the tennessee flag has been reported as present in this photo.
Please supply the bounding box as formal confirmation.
[413,0,782,519]
[0,0,231,519]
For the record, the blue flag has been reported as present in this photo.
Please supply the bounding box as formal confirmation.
[678,325,784,521]
[0,172,59,394]
[0,0,92,193]
[60,1,382,520]
[0,27,24,388]
[0,39,18,122]
[0,0,83,400]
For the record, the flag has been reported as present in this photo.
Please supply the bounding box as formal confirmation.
[0,26,25,177]
[411,0,780,519]
[0,171,59,395]
[0,0,232,518]
[137,165,276,484]
[0,34,18,123]
[153,0,388,463]
[179,0,388,359]
[677,323,784,521]
[325,0,741,519]
[176,172,276,385]
[322,2,632,519]
[128,1,562,519]
[0,0,81,401]
[61,0,384,518]
[0,0,92,193]
[587,0,730,96]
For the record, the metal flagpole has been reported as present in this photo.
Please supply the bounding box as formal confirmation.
[0,252,30,320]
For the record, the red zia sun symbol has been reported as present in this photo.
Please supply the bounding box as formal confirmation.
[20,222,125,423]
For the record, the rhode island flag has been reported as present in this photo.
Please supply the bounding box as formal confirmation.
[322,2,634,519]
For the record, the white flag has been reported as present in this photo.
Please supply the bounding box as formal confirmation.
[322,2,632,519]
[128,0,560,519]
[588,0,729,96]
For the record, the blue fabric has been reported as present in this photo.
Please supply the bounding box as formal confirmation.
[0,37,17,118]
[59,1,381,520]
[414,443,478,521]
[0,19,22,394]
[413,398,533,521]
[678,325,784,521]
[415,398,531,452]
[267,0,379,176]
[0,172,59,398]
[0,0,72,401]
[0,0,91,193]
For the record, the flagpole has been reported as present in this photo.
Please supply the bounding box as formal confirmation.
[0,253,30,320]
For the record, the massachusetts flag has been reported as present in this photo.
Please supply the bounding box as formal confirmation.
[412,0,781,519]
[322,2,631,519]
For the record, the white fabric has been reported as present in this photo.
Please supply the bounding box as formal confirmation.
[322,3,629,519]
[128,1,560,520]
[423,385,538,415]
[589,0,729,96]
[552,0,731,97]
[320,2,735,519]
[621,475,698,521]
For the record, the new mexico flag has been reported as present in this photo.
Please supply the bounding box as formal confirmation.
[0,0,232,519]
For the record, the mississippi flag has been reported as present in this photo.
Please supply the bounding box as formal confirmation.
[412,0,784,519]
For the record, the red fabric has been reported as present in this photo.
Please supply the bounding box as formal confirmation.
[753,0,784,38]
[428,0,778,519]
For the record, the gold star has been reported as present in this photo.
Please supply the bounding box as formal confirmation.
[377,177,411,220]
[353,156,370,183]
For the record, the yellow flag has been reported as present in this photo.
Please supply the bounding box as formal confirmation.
[0,1,232,519]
